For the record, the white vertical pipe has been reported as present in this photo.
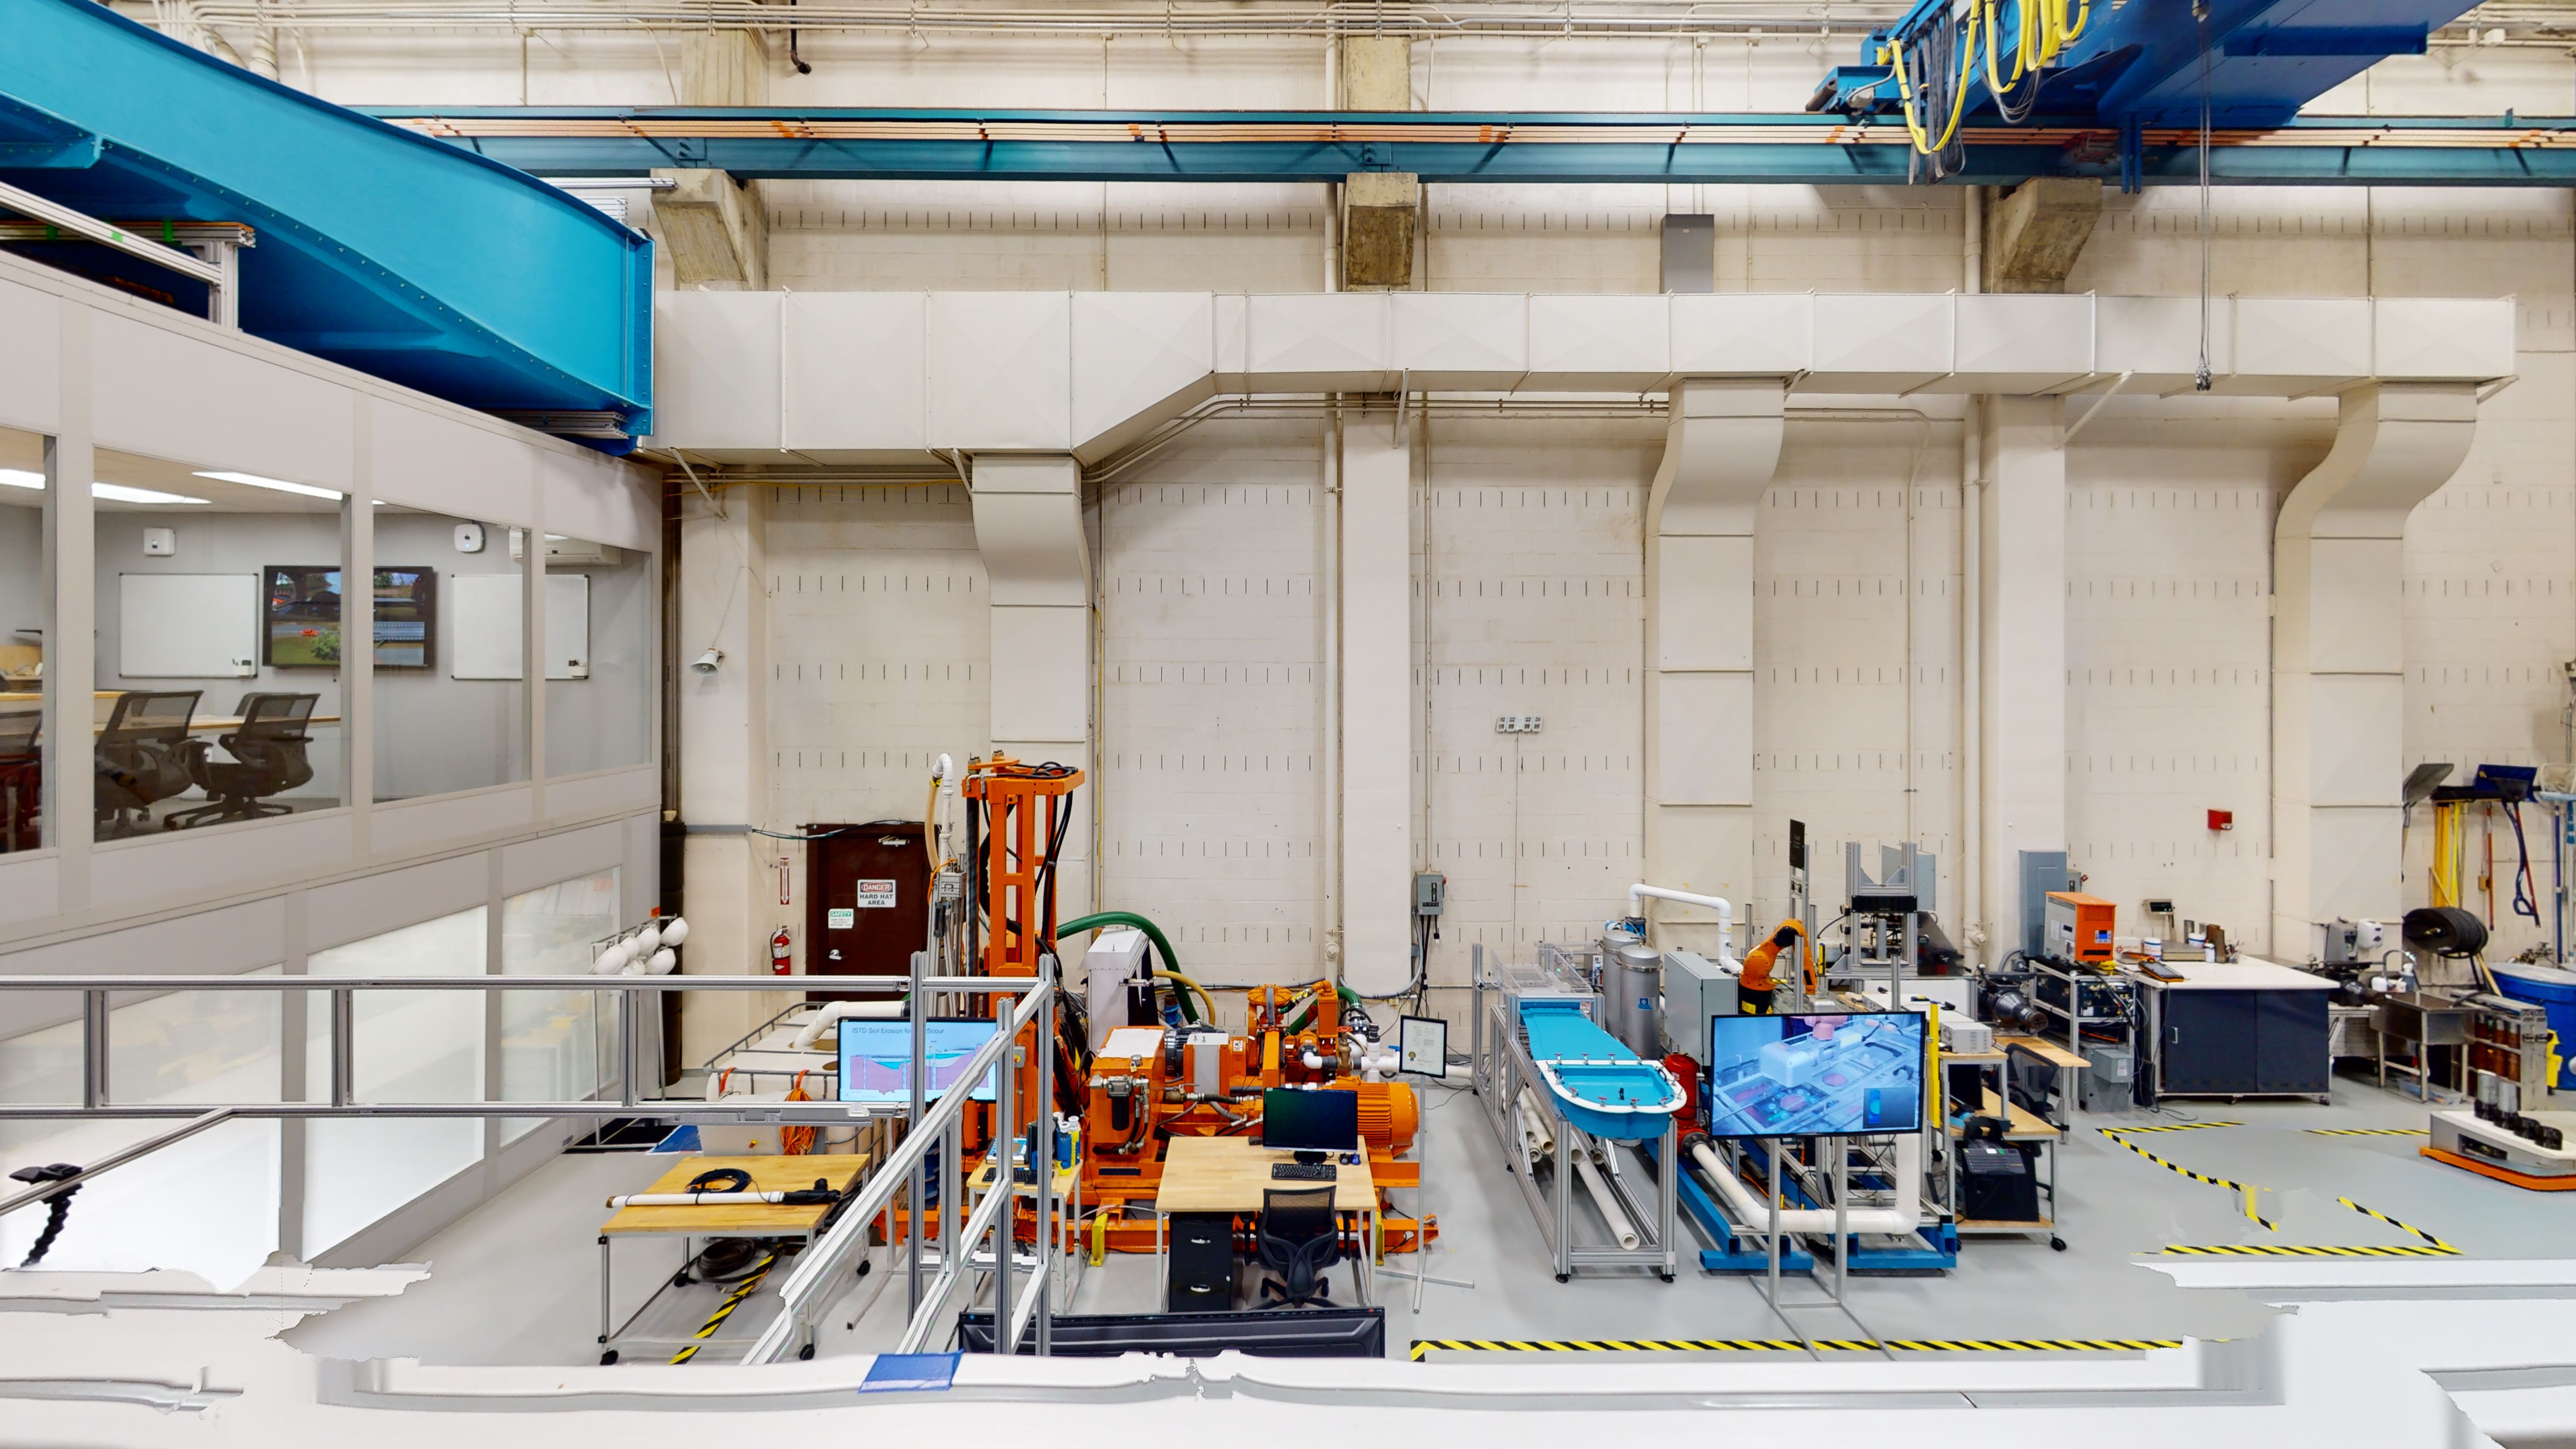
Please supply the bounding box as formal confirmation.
[1962,185,1987,961]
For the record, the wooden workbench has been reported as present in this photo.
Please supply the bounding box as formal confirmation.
[1153,1135,1376,1213]
[600,1152,870,1238]
[596,1152,869,1363]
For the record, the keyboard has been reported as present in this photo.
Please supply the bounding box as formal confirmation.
[1270,1162,1338,1182]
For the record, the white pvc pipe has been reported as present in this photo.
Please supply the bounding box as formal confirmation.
[1514,1087,1557,1157]
[1686,1134,1921,1238]
[789,1000,906,1051]
[1574,1152,1641,1251]
[1628,882,1737,960]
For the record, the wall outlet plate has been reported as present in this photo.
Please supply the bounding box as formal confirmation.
[1495,714,1543,734]
[142,526,175,557]
[454,522,485,553]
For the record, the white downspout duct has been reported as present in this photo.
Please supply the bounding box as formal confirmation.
[789,999,906,1052]
[1628,882,1736,963]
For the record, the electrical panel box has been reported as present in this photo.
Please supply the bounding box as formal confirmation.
[1414,871,1446,916]
[1660,949,1738,1058]
[2045,891,2116,965]
[2018,850,2077,957]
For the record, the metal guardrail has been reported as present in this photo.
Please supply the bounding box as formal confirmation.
[744,966,1055,1364]
[0,966,1065,1360]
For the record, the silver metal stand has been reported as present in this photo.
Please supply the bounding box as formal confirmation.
[1752,1135,1892,1360]
[1474,959,1679,1283]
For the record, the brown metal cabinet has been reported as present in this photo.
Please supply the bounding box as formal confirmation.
[803,820,930,1003]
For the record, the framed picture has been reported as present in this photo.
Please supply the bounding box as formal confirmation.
[1398,1015,1448,1078]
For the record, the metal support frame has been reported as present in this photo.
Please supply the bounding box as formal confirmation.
[1473,950,1679,1282]
[0,178,231,322]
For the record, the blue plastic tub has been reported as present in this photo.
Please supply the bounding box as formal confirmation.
[2488,964,2576,1089]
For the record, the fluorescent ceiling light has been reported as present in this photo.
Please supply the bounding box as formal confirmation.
[192,470,343,500]
[0,469,40,490]
[91,482,210,505]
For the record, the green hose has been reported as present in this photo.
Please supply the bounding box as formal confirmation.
[1284,983,1362,1035]
[1057,910,1200,1024]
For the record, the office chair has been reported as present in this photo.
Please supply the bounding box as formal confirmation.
[93,691,200,837]
[1253,1185,1342,1309]
[167,692,318,829]
[0,709,37,852]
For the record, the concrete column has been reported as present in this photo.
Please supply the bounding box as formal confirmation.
[1977,396,2068,942]
[1340,405,1412,993]
[653,29,770,289]
[2272,383,2476,954]
[677,481,773,1063]
[1643,379,1785,958]
[971,455,1092,925]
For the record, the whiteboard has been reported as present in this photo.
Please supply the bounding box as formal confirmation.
[118,573,258,679]
[449,573,590,681]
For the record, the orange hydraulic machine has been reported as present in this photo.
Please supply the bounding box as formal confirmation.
[961,754,1083,1137]
[1074,979,1436,1255]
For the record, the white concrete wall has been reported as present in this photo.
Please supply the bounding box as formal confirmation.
[226,17,2576,977]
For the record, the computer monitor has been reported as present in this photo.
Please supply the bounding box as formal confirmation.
[1259,1087,1359,1163]
[1703,1011,1925,1139]
[837,1018,1000,1106]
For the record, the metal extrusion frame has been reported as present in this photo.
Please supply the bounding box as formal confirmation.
[1474,960,1680,1283]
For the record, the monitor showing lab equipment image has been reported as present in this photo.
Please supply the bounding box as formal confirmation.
[1703,1011,1925,1138]
[837,1018,1000,1105]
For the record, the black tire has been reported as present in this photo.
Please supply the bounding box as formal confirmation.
[799,1343,816,1361]
[673,1271,692,1288]
[1555,1273,1570,1283]
[2050,1237,2067,1252]
[2405,906,2488,959]
[600,1350,619,1365]
[855,1260,871,1278]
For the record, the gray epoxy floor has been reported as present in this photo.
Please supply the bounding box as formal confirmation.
[283,1069,2569,1367]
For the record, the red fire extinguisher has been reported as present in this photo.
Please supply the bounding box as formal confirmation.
[770,927,793,976]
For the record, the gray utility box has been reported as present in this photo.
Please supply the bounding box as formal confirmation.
[1660,949,1739,1059]
[2079,1044,2134,1113]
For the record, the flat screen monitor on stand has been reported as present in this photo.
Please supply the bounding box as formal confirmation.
[1260,1087,1359,1180]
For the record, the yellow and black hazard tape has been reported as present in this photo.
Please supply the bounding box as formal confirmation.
[2097,1128,2276,1230]
[2152,1243,2455,1257]
[668,1250,780,1364]
[2337,1196,2458,1252]
[2307,1127,2429,1137]
[2102,1121,2243,1133]
[1407,1338,2185,1360]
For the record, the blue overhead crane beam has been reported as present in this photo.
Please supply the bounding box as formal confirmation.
[1838,0,2480,129]
[363,107,2576,187]
[0,0,651,446]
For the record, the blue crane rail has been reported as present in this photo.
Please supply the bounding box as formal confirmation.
[0,0,652,446]
[364,107,2576,187]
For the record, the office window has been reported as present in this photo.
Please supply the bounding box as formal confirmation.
[0,971,283,1286]
[372,506,528,802]
[302,908,486,1258]
[0,425,49,853]
[498,868,621,1143]
[91,449,345,840]
[543,533,651,778]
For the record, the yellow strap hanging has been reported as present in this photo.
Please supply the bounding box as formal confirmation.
[1883,5,1980,158]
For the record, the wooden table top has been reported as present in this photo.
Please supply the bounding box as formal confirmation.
[600,1153,871,1238]
[1948,1091,2060,1142]
[1153,1134,1377,1214]
[1995,1035,2091,1070]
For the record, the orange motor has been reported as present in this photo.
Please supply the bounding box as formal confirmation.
[1351,1079,1419,1156]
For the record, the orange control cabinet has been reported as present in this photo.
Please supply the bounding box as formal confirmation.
[2045,891,2116,964]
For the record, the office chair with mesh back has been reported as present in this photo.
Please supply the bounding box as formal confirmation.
[0,709,37,852]
[93,691,200,837]
[1254,1185,1342,1309]
[167,693,318,829]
